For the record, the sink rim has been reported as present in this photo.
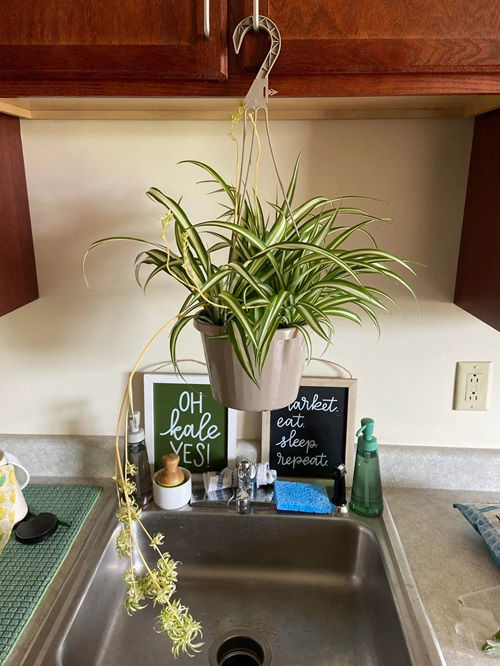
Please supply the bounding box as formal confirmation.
[13,489,445,666]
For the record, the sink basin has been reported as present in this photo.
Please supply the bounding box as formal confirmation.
[20,505,442,665]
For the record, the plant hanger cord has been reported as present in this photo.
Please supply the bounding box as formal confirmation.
[232,13,297,234]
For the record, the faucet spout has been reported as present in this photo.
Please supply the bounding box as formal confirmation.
[236,458,257,514]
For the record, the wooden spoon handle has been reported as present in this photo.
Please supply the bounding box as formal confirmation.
[157,453,185,487]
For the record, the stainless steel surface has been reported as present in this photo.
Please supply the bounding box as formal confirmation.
[253,0,259,31]
[20,496,443,666]
[203,0,210,39]
[190,485,275,508]
[236,458,257,514]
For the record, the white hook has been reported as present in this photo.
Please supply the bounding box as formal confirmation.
[233,15,281,112]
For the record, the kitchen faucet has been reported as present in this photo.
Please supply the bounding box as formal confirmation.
[235,458,257,514]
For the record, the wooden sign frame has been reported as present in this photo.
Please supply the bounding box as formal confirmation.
[144,373,237,476]
[261,376,357,486]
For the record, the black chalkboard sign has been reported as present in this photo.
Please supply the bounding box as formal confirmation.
[262,377,357,484]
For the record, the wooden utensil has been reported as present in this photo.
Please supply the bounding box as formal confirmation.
[156,454,185,488]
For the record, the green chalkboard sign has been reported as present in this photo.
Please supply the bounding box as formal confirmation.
[144,373,237,474]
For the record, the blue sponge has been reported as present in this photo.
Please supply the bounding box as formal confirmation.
[274,480,333,514]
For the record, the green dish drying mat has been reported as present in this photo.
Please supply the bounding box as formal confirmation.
[0,485,101,664]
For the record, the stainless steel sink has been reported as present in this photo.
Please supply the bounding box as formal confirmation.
[20,501,443,666]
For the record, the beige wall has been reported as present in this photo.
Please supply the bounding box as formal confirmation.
[0,118,498,448]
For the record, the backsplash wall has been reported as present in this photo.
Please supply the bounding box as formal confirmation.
[1,118,498,448]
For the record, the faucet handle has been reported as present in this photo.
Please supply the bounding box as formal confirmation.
[236,459,257,514]
[237,458,257,482]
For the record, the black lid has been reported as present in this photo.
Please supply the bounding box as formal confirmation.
[15,512,59,544]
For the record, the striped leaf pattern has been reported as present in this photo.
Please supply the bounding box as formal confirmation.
[87,160,415,381]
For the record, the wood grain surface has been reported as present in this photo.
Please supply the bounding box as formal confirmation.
[454,109,500,331]
[0,1,499,93]
[241,0,500,74]
[0,113,38,317]
[1,72,500,97]
[0,0,227,80]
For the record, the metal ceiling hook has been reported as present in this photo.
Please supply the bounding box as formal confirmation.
[253,0,259,31]
[233,15,281,113]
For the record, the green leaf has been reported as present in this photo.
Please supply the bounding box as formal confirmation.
[196,221,286,289]
[304,279,375,304]
[217,291,258,348]
[356,301,382,335]
[180,160,235,203]
[147,187,211,276]
[262,242,363,285]
[83,236,170,289]
[341,248,415,274]
[323,307,362,325]
[256,290,289,370]
[294,324,313,362]
[327,219,379,251]
[226,319,257,384]
[169,312,199,374]
[195,219,266,252]
[225,262,274,300]
[294,303,331,342]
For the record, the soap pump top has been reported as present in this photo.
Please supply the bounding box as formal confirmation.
[127,410,145,445]
[356,417,378,452]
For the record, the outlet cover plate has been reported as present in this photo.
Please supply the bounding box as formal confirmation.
[453,361,492,411]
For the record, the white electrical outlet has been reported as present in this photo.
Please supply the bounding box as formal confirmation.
[453,361,492,411]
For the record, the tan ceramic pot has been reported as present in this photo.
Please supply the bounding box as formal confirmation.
[194,319,306,412]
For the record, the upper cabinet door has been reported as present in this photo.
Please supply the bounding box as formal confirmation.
[241,0,500,76]
[0,1,227,80]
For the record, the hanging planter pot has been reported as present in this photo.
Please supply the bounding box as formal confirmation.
[194,319,306,411]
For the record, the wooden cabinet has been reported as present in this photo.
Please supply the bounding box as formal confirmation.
[0,114,38,317]
[455,109,500,332]
[0,1,227,81]
[0,0,499,95]
[1,1,500,324]
[242,0,500,76]
[240,0,500,95]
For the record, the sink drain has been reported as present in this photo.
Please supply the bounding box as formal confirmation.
[210,630,272,666]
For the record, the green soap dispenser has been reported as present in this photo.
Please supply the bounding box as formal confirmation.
[349,417,383,517]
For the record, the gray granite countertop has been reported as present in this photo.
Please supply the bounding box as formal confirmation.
[386,487,499,666]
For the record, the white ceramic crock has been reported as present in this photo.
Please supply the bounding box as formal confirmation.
[152,468,192,510]
[0,450,30,523]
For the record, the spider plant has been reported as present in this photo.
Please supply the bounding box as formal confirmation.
[86,153,415,658]
[88,157,415,383]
